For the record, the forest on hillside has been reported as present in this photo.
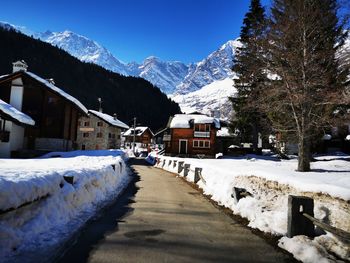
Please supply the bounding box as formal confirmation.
[0,28,181,131]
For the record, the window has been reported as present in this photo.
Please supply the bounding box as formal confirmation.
[81,144,86,150]
[117,135,121,139]
[95,144,100,150]
[97,132,103,138]
[78,121,81,127]
[84,121,90,127]
[108,133,116,139]
[193,140,210,148]
[83,133,89,138]
[97,121,103,127]
[194,124,210,132]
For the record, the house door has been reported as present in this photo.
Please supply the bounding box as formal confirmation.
[179,139,187,154]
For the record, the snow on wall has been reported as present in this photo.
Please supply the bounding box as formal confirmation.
[153,154,350,262]
[0,150,131,261]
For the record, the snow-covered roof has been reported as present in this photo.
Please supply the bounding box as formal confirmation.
[0,72,88,115]
[170,114,221,129]
[89,110,129,129]
[0,99,35,126]
[123,126,153,136]
[25,72,88,114]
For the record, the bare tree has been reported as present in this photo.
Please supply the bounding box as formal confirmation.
[255,0,349,171]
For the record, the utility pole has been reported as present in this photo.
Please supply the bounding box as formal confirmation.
[132,117,136,154]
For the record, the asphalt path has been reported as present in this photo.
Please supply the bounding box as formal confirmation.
[57,158,296,263]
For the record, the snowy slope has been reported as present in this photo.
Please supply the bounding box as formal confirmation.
[174,40,241,94]
[170,78,236,119]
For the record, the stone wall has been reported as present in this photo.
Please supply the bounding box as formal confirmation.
[76,114,122,150]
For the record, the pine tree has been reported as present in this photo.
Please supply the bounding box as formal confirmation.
[231,0,267,151]
[259,0,349,171]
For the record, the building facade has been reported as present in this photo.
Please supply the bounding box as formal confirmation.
[165,114,221,157]
[77,110,129,150]
[0,61,88,157]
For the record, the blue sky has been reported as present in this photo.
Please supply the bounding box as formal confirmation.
[1,0,271,63]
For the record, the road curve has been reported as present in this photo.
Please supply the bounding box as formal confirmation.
[58,158,296,263]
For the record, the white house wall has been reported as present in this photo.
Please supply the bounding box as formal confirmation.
[0,121,24,158]
[10,77,24,111]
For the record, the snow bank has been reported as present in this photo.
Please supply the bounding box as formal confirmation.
[0,150,131,261]
[154,154,350,262]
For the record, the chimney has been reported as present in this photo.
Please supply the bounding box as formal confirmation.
[113,113,117,120]
[97,97,102,113]
[46,78,55,85]
[12,60,28,73]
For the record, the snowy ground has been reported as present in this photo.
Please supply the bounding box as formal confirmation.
[153,153,350,263]
[0,150,131,262]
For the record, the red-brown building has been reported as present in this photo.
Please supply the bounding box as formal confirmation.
[164,114,221,157]
[0,61,88,157]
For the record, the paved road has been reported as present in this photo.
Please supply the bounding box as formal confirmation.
[58,158,296,263]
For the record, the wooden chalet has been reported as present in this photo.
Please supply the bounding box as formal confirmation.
[0,61,88,157]
[123,126,154,147]
[164,113,221,157]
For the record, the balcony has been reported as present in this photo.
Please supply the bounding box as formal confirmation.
[194,131,210,138]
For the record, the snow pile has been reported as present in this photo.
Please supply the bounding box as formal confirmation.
[88,110,129,129]
[0,99,35,126]
[170,114,221,129]
[0,150,130,261]
[154,154,350,262]
[279,234,350,263]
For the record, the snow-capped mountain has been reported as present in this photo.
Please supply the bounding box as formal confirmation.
[36,30,131,75]
[36,31,191,93]
[137,56,189,94]
[0,21,238,95]
[170,78,236,119]
[0,21,240,117]
[174,40,241,95]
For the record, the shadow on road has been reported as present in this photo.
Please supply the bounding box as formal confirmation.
[54,158,143,263]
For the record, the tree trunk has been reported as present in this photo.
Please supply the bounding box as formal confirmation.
[298,135,310,172]
[252,122,259,153]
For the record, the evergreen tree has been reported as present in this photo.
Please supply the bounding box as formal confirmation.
[231,0,267,151]
[259,0,349,171]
